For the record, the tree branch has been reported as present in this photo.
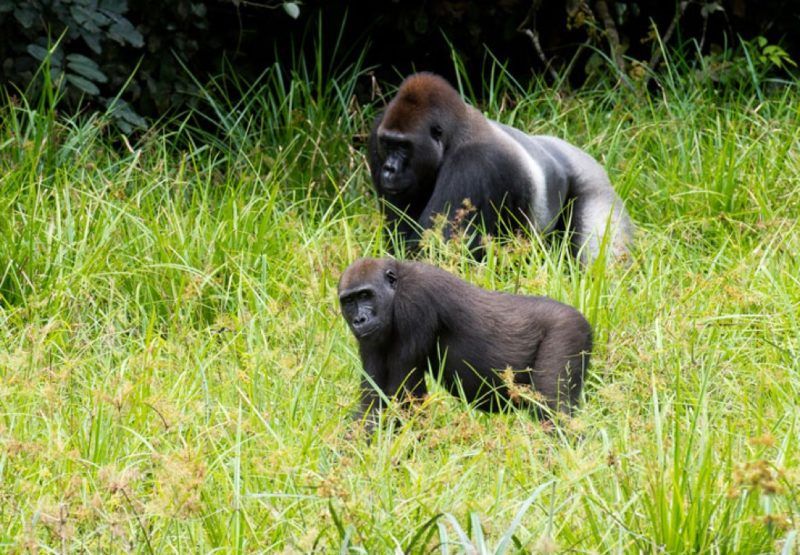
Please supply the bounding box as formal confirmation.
[593,0,625,75]
[518,0,560,83]
[649,1,690,71]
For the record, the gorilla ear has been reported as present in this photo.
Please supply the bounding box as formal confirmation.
[430,124,443,142]
[385,269,397,289]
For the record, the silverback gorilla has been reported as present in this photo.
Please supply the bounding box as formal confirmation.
[338,258,592,427]
[368,72,633,265]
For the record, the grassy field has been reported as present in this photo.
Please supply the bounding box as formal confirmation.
[1,56,799,553]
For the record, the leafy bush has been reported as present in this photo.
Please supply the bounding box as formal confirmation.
[1,0,148,131]
[1,0,796,131]
[0,0,299,131]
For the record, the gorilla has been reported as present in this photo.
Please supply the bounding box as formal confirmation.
[368,72,633,265]
[338,258,592,427]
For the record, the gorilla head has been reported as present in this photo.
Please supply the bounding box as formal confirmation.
[338,258,398,343]
[369,74,466,199]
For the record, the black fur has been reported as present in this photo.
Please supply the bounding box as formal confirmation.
[368,72,634,264]
[338,258,593,427]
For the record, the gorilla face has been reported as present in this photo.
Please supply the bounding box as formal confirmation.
[375,123,444,198]
[338,260,398,343]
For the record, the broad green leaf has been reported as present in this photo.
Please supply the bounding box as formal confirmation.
[115,119,134,134]
[66,53,98,66]
[26,44,51,62]
[28,44,64,66]
[81,31,103,54]
[116,105,147,128]
[67,56,108,83]
[70,6,103,33]
[99,0,128,12]
[13,6,36,27]
[106,99,147,129]
[109,18,144,47]
[90,9,111,25]
[283,2,300,19]
[66,73,101,95]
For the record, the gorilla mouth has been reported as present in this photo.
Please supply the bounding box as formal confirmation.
[381,182,409,195]
[353,325,379,339]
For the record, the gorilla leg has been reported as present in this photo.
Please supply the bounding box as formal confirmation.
[571,189,633,265]
[526,329,590,415]
[385,365,428,404]
[355,376,385,430]
[534,136,633,265]
[355,361,427,430]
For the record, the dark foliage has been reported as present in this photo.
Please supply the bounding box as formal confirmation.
[1,0,797,128]
[356,0,798,84]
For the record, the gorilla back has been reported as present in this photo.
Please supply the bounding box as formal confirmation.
[368,72,634,265]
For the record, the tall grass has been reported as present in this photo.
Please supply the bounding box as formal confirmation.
[0,43,798,552]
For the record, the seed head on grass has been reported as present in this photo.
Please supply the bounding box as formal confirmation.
[99,465,141,499]
[731,460,784,496]
[535,534,559,554]
[500,366,545,407]
[148,450,207,518]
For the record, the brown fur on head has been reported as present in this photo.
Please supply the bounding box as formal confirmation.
[379,72,467,134]
[338,258,394,294]
[369,73,470,198]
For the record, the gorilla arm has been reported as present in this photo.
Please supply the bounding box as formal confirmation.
[353,286,436,426]
[415,144,524,247]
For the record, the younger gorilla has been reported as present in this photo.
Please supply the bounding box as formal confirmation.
[369,72,634,265]
[338,258,592,427]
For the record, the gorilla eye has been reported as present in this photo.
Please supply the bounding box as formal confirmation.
[430,124,443,141]
[385,270,397,288]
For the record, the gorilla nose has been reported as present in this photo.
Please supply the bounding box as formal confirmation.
[353,315,367,326]
[382,162,397,182]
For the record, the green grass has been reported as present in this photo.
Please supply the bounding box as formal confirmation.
[0,53,799,553]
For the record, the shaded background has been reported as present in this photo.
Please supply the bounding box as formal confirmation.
[1,0,798,126]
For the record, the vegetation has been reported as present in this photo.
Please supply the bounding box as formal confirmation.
[0,48,798,552]
[3,1,798,128]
